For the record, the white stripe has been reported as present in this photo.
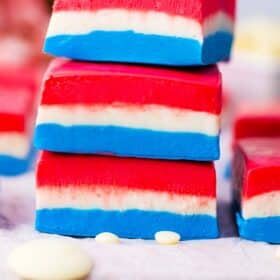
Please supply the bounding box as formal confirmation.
[46,9,233,41]
[36,104,220,136]
[37,187,216,216]
[0,133,30,158]
[243,191,280,219]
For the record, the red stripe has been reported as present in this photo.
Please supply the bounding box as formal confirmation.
[53,0,236,21]
[37,152,216,197]
[0,114,25,132]
[233,103,280,143]
[41,59,221,114]
[0,68,38,132]
[233,138,280,199]
[234,117,280,144]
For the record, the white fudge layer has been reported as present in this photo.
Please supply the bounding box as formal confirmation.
[37,187,216,216]
[243,191,280,219]
[37,104,220,136]
[0,133,30,158]
[46,9,234,43]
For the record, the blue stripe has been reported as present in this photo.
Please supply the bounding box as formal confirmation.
[237,213,280,244]
[0,148,36,176]
[36,208,219,240]
[44,31,233,66]
[34,124,220,161]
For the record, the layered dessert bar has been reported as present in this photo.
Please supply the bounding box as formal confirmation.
[36,152,219,240]
[35,59,222,161]
[233,138,280,243]
[44,0,235,66]
[0,68,38,175]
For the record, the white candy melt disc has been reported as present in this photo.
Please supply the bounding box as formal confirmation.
[95,232,120,244]
[155,231,181,245]
[7,239,93,280]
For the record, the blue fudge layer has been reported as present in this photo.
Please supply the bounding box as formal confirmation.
[44,31,233,66]
[237,214,280,244]
[34,124,220,161]
[36,209,219,240]
[0,148,35,176]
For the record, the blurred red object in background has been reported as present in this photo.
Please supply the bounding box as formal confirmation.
[233,102,280,146]
[0,0,48,34]
[0,0,49,67]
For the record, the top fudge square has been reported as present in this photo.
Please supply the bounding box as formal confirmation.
[44,0,235,66]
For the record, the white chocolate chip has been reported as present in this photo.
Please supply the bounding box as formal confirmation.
[155,231,181,245]
[7,238,93,280]
[95,232,120,244]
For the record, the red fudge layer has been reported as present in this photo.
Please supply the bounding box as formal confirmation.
[53,0,236,21]
[41,59,222,114]
[234,103,280,143]
[0,67,38,132]
[37,152,216,197]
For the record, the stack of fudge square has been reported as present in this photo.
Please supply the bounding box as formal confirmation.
[34,0,235,240]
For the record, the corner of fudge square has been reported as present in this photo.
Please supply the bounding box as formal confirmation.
[233,137,280,243]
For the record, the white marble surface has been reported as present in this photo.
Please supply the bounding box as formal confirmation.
[0,133,280,279]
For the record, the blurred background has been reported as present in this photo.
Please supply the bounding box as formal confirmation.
[221,0,280,114]
[238,0,280,19]
[0,0,50,68]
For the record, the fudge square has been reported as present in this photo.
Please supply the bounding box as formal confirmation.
[44,0,235,66]
[35,59,222,161]
[0,67,38,175]
[36,152,219,240]
[233,138,280,243]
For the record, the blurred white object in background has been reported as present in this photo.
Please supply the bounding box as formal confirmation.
[0,36,32,66]
[220,18,280,105]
